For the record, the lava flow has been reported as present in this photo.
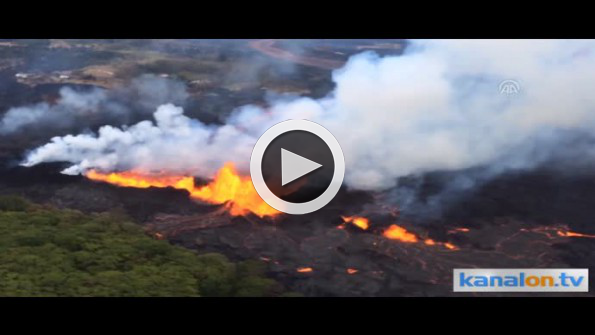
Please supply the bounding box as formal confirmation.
[520,225,595,240]
[383,223,459,250]
[383,224,419,243]
[341,216,370,230]
[557,230,595,238]
[86,163,280,218]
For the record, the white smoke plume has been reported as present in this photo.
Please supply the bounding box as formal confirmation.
[0,74,188,135]
[23,103,255,176]
[0,87,111,134]
[21,40,595,193]
[124,74,189,110]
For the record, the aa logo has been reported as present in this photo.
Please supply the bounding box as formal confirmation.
[499,79,521,96]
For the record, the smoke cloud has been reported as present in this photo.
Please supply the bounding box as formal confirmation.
[0,74,188,135]
[0,87,112,134]
[20,40,595,195]
[22,103,254,176]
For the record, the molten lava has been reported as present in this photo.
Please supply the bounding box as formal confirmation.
[339,215,459,250]
[86,163,280,218]
[424,239,436,246]
[383,223,459,250]
[86,169,195,190]
[383,224,419,243]
[448,227,470,234]
[522,226,595,240]
[557,230,595,238]
[341,216,370,230]
[190,164,280,217]
[443,242,459,250]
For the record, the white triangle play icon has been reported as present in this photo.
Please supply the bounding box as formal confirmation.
[281,148,323,186]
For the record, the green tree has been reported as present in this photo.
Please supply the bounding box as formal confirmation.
[0,196,286,297]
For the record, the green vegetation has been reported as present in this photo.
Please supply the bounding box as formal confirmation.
[0,196,283,297]
[0,195,30,212]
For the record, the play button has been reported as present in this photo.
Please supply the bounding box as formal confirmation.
[281,149,322,186]
[250,120,345,215]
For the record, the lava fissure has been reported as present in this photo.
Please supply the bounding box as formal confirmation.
[86,163,280,218]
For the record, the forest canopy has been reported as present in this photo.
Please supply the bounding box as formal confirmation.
[0,195,286,297]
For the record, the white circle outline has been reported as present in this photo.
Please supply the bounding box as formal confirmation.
[250,119,345,215]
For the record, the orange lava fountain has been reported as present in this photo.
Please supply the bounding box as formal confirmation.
[85,163,280,218]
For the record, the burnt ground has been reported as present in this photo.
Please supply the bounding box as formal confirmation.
[2,162,594,297]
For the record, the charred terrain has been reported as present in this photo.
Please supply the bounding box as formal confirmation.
[1,39,594,296]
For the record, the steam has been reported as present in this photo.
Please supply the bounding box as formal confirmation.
[0,87,112,134]
[23,104,254,176]
[0,74,188,135]
[20,40,595,195]
[124,74,188,111]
